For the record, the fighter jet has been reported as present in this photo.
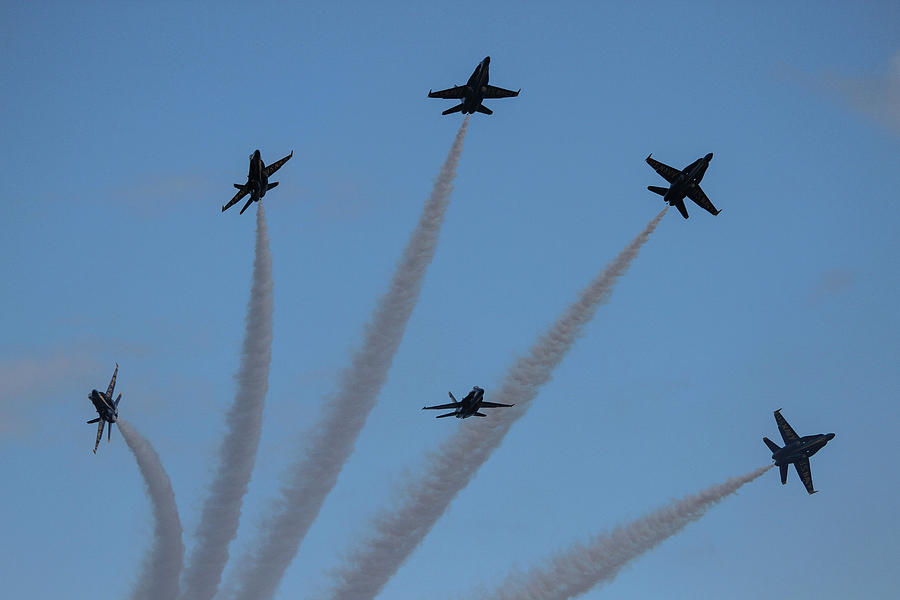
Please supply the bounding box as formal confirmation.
[645,153,720,219]
[422,386,514,418]
[86,364,122,454]
[222,149,293,214]
[427,56,520,115]
[764,409,835,494]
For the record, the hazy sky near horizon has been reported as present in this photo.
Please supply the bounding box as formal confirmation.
[2,2,898,598]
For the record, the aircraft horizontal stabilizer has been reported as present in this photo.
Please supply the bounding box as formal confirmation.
[436,412,456,419]
[239,197,255,215]
[474,412,487,417]
[266,181,279,191]
[234,184,245,190]
[87,417,100,424]
[442,104,464,116]
[647,186,668,197]
[763,437,781,453]
[475,104,493,115]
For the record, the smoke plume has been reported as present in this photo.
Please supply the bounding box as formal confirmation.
[328,208,667,600]
[180,202,274,600]
[480,465,772,600]
[119,420,185,600]
[229,119,470,600]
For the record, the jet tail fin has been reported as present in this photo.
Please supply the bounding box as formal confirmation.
[233,184,245,190]
[442,104,464,115]
[763,437,781,453]
[448,391,459,405]
[647,186,668,197]
[266,181,279,191]
[475,104,493,115]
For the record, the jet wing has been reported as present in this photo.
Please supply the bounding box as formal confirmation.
[482,85,520,99]
[774,409,800,445]
[223,186,250,212]
[479,401,515,408]
[106,363,118,399]
[428,86,468,99]
[93,420,105,454]
[645,155,681,184]
[686,185,720,216]
[794,458,816,494]
[423,403,458,410]
[264,151,293,177]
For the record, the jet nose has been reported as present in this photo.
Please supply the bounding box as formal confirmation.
[826,433,835,440]
[483,56,491,64]
[705,152,714,161]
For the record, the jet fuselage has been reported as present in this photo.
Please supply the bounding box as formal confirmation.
[453,386,486,418]
[247,149,269,202]
[771,433,835,466]
[663,153,713,208]
[89,390,118,424]
[459,57,491,114]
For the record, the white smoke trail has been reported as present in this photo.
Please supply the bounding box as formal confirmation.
[229,119,470,600]
[180,202,273,600]
[119,420,185,600]
[480,465,772,600]
[328,208,668,600]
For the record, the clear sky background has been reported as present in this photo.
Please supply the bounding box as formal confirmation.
[2,2,898,598]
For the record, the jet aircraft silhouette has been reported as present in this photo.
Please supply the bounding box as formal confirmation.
[422,386,514,418]
[645,152,720,219]
[222,149,293,214]
[86,364,122,454]
[764,409,835,494]
[427,56,520,115]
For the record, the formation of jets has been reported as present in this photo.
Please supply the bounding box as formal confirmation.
[86,364,122,454]
[86,56,837,495]
[422,386,515,418]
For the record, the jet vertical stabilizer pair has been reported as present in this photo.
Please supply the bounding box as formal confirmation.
[646,152,720,219]
[428,56,520,116]
[764,409,835,494]
[222,149,293,214]
[422,386,514,418]
[86,364,122,454]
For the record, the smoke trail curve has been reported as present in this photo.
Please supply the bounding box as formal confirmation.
[180,202,273,600]
[480,465,772,600]
[229,118,469,600]
[328,208,667,600]
[119,420,185,600]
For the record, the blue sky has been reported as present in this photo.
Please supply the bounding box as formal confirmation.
[2,2,898,598]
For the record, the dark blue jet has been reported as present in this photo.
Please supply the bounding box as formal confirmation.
[427,56,520,115]
[764,409,835,494]
[422,386,514,418]
[645,153,720,219]
[86,364,122,454]
[222,149,293,214]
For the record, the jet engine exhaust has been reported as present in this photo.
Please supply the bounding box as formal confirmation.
[228,118,470,600]
[326,208,668,600]
[180,202,274,600]
[478,465,772,600]
[119,420,185,600]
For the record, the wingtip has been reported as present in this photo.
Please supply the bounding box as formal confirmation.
[775,408,782,414]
